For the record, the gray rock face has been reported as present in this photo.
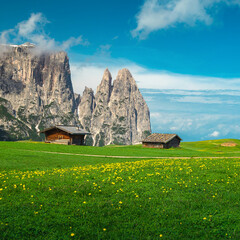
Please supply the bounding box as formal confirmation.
[0,97,38,140]
[0,44,151,144]
[78,87,95,132]
[0,43,78,139]
[77,68,151,146]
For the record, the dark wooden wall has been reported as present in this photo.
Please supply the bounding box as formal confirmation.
[72,135,85,145]
[166,137,181,148]
[142,137,181,149]
[142,142,165,148]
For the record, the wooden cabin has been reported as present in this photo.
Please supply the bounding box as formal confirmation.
[142,133,182,149]
[40,125,90,145]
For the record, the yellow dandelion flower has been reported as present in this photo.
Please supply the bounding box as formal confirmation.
[203,217,207,220]
[103,228,107,231]
[160,234,163,237]
[71,233,75,237]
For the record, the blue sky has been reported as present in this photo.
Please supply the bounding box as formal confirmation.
[1,0,240,141]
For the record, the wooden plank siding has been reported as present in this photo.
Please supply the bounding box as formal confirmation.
[45,129,70,142]
[44,128,86,145]
[142,143,165,148]
[41,125,90,145]
[166,137,181,148]
[142,136,181,149]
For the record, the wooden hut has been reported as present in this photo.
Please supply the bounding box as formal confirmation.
[142,133,182,149]
[40,125,90,145]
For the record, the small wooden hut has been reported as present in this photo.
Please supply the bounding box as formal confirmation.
[142,133,182,149]
[40,125,90,145]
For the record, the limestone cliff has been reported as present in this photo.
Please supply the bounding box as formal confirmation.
[0,43,151,144]
[77,68,151,146]
[0,43,78,140]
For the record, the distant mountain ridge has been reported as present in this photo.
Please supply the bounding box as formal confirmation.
[0,43,151,145]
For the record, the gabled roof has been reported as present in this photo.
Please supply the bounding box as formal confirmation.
[40,125,90,135]
[142,133,182,143]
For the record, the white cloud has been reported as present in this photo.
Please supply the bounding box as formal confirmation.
[0,29,15,55]
[150,112,217,132]
[149,111,240,141]
[0,29,14,44]
[145,87,240,141]
[0,13,88,52]
[71,65,106,93]
[17,13,48,37]
[70,59,240,94]
[132,0,240,39]
[61,36,88,50]
[134,71,240,90]
[142,89,240,97]
[210,130,220,137]
[150,112,218,140]
[171,96,238,104]
[70,57,145,94]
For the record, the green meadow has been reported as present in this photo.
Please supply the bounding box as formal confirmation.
[0,140,240,239]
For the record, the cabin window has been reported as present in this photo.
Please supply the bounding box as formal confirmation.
[58,135,64,139]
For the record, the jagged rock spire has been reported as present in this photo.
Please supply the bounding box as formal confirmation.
[77,68,151,146]
[116,68,133,80]
[77,87,95,133]
[95,68,112,103]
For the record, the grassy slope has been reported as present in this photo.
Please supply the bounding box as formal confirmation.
[0,140,240,239]
[1,138,240,160]
[1,139,240,171]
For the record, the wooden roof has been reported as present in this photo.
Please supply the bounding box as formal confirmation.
[142,133,182,143]
[40,125,90,135]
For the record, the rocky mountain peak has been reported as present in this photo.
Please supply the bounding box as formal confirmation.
[116,68,134,82]
[102,68,112,81]
[76,68,151,146]
[0,45,78,140]
[97,68,112,89]
[0,44,151,144]
[111,68,138,100]
[95,68,112,104]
